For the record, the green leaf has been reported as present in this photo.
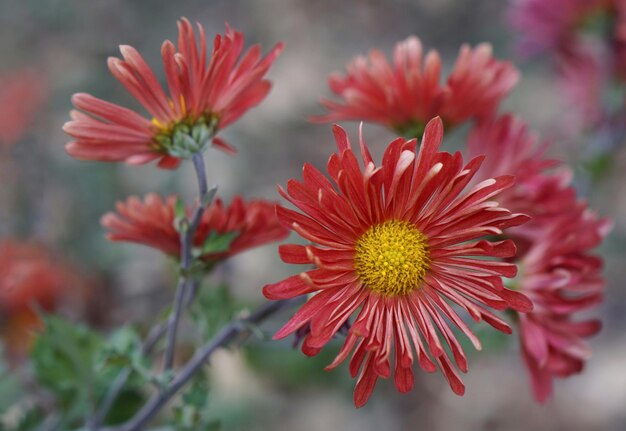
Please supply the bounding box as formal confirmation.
[31,318,149,427]
[30,314,106,428]
[174,197,188,233]
[182,373,209,408]
[97,326,143,370]
[200,231,238,255]
[201,185,218,208]
[31,315,103,406]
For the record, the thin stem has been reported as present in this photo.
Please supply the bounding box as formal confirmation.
[101,298,297,431]
[163,270,189,370]
[163,152,211,371]
[192,152,208,200]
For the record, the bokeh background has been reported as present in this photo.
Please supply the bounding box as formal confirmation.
[0,0,625,430]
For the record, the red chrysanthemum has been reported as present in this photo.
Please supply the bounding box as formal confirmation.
[0,69,46,147]
[101,194,289,262]
[64,18,283,169]
[466,114,610,402]
[312,37,519,136]
[0,241,70,356]
[517,205,609,402]
[508,0,612,56]
[467,115,576,234]
[263,118,533,407]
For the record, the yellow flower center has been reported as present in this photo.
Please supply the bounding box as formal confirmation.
[354,220,430,296]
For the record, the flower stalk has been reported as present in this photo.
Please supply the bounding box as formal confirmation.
[164,151,213,371]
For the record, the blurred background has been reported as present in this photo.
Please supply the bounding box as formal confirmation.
[0,0,624,430]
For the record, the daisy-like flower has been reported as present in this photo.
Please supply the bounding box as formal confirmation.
[264,118,532,407]
[0,69,46,147]
[101,194,289,262]
[508,0,612,56]
[466,114,609,402]
[467,115,576,233]
[517,204,609,402]
[64,18,283,169]
[312,37,519,138]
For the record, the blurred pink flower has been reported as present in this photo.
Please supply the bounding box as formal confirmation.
[555,46,605,133]
[509,0,611,56]
[102,194,288,262]
[517,204,609,402]
[312,37,518,137]
[64,18,283,169]
[466,114,609,402]
[0,70,46,147]
[264,119,532,407]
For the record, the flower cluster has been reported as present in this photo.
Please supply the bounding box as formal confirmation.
[60,15,609,414]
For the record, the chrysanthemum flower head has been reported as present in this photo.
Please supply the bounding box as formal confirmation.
[466,114,610,402]
[312,37,519,138]
[516,203,609,402]
[466,114,575,228]
[101,194,289,263]
[64,18,283,169]
[264,118,533,406]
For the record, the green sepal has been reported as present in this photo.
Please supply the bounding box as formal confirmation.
[174,197,188,233]
[200,231,238,255]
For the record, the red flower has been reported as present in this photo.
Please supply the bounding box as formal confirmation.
[101,194,289,262]
[517,205,609,402]
[264,118,532,407]
[312,37,518,136]
[0,70,46,147]
[466,114,610,402]
[64,18,283,169]
[467,115,576,233]
[0,241,70,356]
